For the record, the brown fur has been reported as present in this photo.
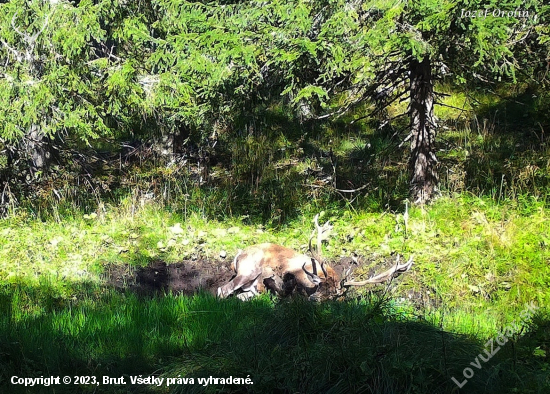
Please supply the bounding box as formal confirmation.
[217,243,340,300]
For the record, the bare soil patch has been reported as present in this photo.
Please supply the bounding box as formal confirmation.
[101,255,431,306]
[102,259,234,296]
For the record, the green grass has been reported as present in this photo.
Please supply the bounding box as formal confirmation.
[1,84,549,392]
[0,194,549,393]
[2,195,548,323]
[1,283,548,394]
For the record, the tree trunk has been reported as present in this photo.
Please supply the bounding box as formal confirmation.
[27,124,52,174]
[7,124,54,181]
[152,125,190,156]
[409,56,438,204]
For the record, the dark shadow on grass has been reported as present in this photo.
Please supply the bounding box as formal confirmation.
[0,280,548,394]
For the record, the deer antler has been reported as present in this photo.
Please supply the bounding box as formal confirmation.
[343,255,414,286]
[306,213,332,278]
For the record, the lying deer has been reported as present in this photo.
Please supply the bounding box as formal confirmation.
[217,215,414,300]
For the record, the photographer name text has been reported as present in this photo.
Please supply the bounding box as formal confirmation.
[461,8,536,19]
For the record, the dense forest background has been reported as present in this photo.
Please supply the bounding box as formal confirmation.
[1,0,548,214]
[0,0,549,393]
